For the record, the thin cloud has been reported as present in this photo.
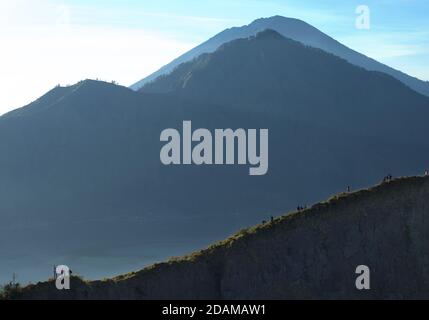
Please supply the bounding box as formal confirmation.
[338,31,429,59]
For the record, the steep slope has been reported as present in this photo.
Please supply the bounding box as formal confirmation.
[14,176,429,299]
[132,16,429,97]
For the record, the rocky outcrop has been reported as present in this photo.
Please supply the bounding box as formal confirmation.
[16,176,429,299]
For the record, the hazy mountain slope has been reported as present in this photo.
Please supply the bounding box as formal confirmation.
[132,16,429,97]
[2,30,429,283]
[15,176,429,300]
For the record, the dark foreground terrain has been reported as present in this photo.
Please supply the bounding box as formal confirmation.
[9,175,429,299]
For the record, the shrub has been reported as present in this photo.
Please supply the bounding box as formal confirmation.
[0,283,22,300]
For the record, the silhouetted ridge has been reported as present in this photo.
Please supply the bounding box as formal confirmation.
[1,80,132,119]
[2,86,74,118]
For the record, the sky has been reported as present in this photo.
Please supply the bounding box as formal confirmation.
[0,0,428,115]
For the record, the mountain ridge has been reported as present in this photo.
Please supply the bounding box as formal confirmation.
[11,175,429,299]
[1,80,132,119]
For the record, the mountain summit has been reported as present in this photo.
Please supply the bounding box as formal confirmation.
[131,16,429,97]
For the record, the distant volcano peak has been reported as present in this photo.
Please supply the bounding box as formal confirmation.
[130,16,429,97]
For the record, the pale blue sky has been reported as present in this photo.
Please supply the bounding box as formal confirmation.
[0,0,428,114]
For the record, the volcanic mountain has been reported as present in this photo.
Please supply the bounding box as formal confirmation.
[1,30,429,283]
[131,15,429,97]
